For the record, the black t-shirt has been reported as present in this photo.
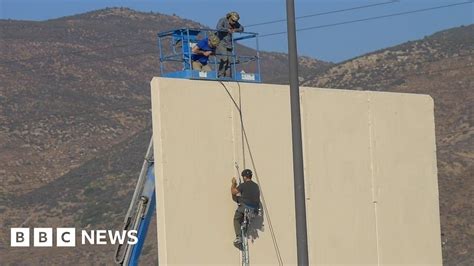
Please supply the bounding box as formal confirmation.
[237,180,260,208]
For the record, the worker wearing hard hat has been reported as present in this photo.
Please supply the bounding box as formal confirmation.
[231,169,260,248]
[191,34,220,72]
[216,11,244,78]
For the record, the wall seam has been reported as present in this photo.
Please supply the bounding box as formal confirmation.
[299,89,311,264]
[229,83,239,179]
[228,82,244,265]
[367,92,381,266]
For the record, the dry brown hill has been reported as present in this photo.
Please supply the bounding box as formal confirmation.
[0,7,329,264]
[303,24,474,266]
[0,7,472,265]
[0,7,330,197]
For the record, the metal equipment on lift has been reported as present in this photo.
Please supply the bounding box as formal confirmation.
[240,206,259,266]
[158,28,262,82]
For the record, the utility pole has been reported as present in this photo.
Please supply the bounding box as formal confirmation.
[286,0,309,265]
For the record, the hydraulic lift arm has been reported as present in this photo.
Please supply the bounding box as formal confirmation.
[114,138,156,266]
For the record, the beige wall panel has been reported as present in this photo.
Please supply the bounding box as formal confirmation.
[151,78,236,265]
[223,82,298,265]
[368,93,442,265]
[151,78,298,265]
[301,89,378,265]
[151,77,442,265]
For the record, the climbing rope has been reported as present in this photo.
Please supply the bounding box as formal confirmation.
[220,81,284,266]
[238,83,246,169]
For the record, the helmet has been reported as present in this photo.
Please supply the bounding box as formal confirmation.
[227,11,240,22]
[241,169,253,178]
[208,34,220,47]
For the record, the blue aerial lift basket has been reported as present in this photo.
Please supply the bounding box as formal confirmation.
[157,28,262,83]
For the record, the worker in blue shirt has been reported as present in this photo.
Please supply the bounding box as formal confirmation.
[191,34,220,72]
[216,11,244,77]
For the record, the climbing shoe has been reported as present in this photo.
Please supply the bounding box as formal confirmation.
[233,237,243,249]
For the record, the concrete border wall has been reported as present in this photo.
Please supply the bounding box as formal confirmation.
[151,77,442,265]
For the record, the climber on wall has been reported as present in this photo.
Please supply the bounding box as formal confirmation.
[230,169,260,248]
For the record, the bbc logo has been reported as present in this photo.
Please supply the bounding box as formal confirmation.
[11,228,76,247]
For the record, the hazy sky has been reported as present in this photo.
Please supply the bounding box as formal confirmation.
[1,0,473,62]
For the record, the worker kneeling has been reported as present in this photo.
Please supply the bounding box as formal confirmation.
[191,34,220,72]
[231,169,261,248]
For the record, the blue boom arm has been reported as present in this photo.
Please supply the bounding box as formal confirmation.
[114,138,156,265]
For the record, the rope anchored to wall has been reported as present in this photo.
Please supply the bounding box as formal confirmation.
[220,81,284,266]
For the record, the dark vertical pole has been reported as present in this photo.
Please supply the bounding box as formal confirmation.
[286,0,309,265]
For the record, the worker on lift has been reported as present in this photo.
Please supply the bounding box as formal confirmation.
[216,11,244,78]
[231,169,260,248]
[191,34,220,72]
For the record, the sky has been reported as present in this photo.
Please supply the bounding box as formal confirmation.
[0,0,473,62]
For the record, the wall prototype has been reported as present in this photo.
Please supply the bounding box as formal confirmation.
[151,77,442,265]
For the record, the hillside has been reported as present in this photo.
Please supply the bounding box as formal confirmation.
[0,7,472,265]
[303,24,474,265]
[0,7,330,197]
[0,7,330,264]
